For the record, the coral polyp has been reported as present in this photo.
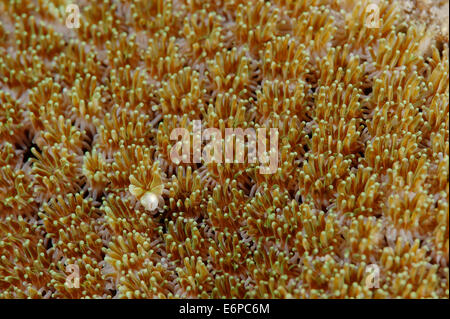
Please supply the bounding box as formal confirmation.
[0,0,448,299]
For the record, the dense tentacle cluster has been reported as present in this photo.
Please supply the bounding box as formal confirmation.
[0,0,448,299]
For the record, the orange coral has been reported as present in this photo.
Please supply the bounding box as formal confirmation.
[0,0,448,299]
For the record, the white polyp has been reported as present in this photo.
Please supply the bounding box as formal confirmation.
[140,192,159,211]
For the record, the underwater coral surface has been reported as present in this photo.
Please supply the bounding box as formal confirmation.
[0,0,448,298]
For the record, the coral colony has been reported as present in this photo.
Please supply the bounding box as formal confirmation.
[0,0,448,299]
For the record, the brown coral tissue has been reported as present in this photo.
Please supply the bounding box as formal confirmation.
[0,0,448,299]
